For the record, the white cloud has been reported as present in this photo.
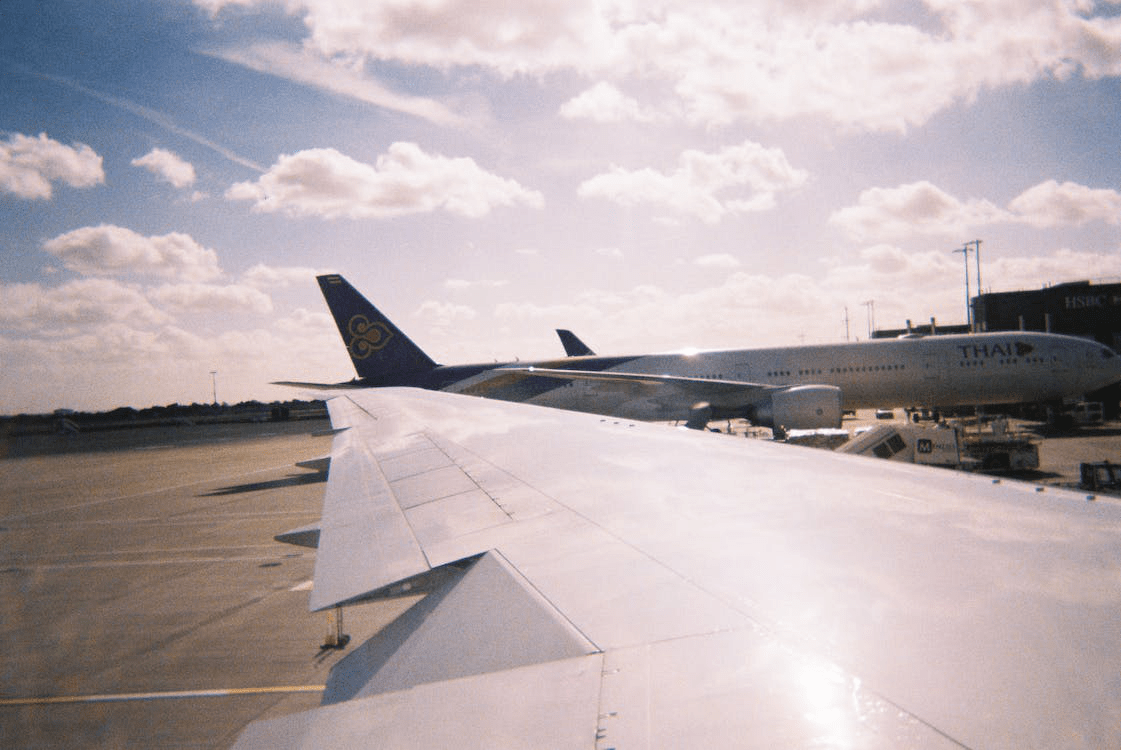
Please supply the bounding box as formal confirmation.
[493,299,603,324]
[858,244,926,276]
[416,300,478,327]
[283,306,335,332]
[695,253,741,268]
[194,1,1121,132]
[560,82,657,123]
[443,278,508,290]
[148,283,274,314]
[823,244,960,293]
[242,263,326,289]
[205,41,468,127]
[596,247,624,259]
[259,0,622,77]
[0,278,169,330]
[829,181,1008,241]
[131,148,197,188]
[226,143,544,219]
[657,4,1121,130]
[832,179,1121,241]
[578,140,807,223]
[509,273,838,353]
[42,225,223,281]
[1008,180,1121,227]
[981,248,1121,292]
[0,132,104,199]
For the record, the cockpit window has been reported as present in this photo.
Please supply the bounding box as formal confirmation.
[1104,348,1117,359]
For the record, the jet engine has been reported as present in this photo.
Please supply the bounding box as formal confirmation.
[750,385,843,431]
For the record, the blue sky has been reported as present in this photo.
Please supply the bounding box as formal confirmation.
[3,0,1121,413]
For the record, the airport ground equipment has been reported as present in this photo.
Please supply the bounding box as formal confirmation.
[837,417,1039,472]
[1081,461,1121,494]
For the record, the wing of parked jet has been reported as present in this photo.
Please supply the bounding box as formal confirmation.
[510,364,844,429]
[235,387,1121,749]
[270,379,363,390]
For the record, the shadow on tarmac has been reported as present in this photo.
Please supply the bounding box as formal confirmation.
[201,471,326,496]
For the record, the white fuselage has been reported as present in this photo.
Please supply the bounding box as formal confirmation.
[526,331,1121,417]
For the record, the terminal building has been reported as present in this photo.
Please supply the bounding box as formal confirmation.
[971,279,1121,352]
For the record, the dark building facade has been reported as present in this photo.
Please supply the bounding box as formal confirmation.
[973,280,1121,352]
[974,280,1121,416]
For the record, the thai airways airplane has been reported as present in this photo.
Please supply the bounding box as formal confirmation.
[281,274,1121,431]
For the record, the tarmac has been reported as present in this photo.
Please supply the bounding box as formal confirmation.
[0,419,421,749]
[2,412,1119,748]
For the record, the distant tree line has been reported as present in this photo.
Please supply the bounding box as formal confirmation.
[1,400,328,436]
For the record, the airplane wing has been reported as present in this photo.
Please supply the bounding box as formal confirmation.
[499,365,846,429]
[235,388,1121,749]
[271,379,365,390]
[506,364,775,407]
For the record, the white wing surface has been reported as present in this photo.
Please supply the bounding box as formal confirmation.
[235,388,1121,749]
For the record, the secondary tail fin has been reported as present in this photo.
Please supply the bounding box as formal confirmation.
[556,329,596,357]
[318,274,438,380]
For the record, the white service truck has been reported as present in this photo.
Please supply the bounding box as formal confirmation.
[838,418,1039,472]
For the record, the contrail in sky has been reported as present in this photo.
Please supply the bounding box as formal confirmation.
[23,65,265,173]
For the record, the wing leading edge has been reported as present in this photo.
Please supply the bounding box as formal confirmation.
[237,388,1121,749]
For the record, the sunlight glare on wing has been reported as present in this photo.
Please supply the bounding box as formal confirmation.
[796,656,858,749]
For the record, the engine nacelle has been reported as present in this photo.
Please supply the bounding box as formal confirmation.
[751,385,843,430]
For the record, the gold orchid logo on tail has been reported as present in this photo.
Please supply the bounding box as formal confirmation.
[347,315,394,359]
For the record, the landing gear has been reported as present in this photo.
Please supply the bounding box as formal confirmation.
[321,606,350,650]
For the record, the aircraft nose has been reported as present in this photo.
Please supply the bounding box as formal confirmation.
[1103,345,1121,384]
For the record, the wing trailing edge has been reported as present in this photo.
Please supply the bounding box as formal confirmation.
[233,551,602,750]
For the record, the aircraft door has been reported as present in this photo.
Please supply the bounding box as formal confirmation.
[1049,344,1073,376]
[913,351,947,406]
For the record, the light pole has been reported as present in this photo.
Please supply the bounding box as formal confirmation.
[954,244,972,330]
[862,300,875,339]
[210,371,218,405]
[966,238,982,295]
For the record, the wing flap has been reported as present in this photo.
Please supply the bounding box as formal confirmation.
[324,552,597,702]
[231,654,604,750]
[235,551,603,750]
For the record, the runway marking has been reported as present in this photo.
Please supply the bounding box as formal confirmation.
[0,685,326,706]
[289,579,314,591]
[17,543,280,558]
[16,554,308,570]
